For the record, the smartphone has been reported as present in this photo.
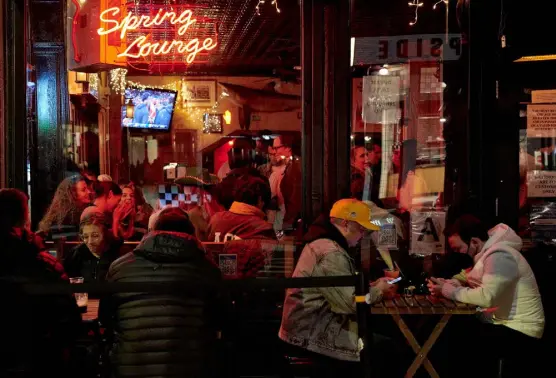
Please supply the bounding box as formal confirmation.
[388,277,402,285]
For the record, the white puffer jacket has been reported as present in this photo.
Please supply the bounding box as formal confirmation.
[442,224,545,339]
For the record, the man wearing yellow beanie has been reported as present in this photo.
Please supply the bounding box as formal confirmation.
[279,198,396,377]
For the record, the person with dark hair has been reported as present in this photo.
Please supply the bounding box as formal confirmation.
[100,206,222,378]
[0,189,80,377]
[81,180,134,240]
[152,207,196,235]
[208,173,275,242]
[428,215,545,377]
[215,139,267,211]
[38,175,93,240]
[350,143,383,206]
[120,182,154,240]
[63,212,121,285]
[82,180,123,217]
[217,136,257,180]
[259,134,302,232]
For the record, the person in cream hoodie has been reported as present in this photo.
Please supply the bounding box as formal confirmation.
[428,215,544,376]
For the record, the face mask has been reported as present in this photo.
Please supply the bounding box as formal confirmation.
[466,240,479,257]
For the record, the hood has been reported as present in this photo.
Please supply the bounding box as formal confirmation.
[135,231,205,263]
[229,201,266,219]
[481,223,523,255]
[303,215,350,253]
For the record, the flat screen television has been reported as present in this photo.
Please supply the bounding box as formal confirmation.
[122,87,177,131]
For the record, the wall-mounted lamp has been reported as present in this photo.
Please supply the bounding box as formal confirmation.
[75,72,88,83]
[125,99,135,119]
[223,110,232,125]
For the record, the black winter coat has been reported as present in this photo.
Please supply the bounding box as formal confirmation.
[100,231,222,378]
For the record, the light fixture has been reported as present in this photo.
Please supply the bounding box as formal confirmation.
[223,110,232,125]
[514,54,556,63]
[125,99,135,119]
[378,67,389,75]
[75,72,88,83]
[228,140,234,146]
[440,117,447,123]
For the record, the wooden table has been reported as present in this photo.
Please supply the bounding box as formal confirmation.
[82,299,100,322]
[371,295,476,378]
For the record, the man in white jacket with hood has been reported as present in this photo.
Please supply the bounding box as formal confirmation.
[428,215,544,377]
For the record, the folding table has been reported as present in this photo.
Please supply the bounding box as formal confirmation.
[371,295,476,378]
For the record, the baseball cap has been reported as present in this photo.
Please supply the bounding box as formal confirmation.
[330,198,380,231]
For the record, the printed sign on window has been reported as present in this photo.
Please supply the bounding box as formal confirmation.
[527,171,556,197]
[410,210,445,255]
[377,224,398,250]
[527,105,556,138]
[362,75,400,124]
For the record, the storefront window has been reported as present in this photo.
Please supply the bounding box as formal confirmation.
[62,0,303,245]
[350,0,465,259]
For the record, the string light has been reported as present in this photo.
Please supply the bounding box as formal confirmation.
[109,68,128,94]
[255,0,280,16]
[433,0,448,10]
[408,1,424,26]
[88,73,99,97]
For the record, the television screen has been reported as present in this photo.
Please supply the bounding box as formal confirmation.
[122,87,177,130]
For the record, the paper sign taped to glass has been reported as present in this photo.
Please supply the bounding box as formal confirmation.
[362,75,401,124]
[526,105,556,138]
[527,170,556,197]
[530,202,556,246]
[410,210,446,255]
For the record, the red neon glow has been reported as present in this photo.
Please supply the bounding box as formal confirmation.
[70,0,82,63]
[97,7,217,64]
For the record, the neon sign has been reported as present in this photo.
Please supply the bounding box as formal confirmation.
[97,7,218,64]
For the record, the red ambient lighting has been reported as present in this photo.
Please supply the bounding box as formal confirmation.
[70,0,82,62]
[97,7,218,64]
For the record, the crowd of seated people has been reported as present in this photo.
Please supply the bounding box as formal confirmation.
[0,133,548,377]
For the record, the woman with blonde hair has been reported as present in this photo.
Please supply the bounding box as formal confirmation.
[38,175,92,240]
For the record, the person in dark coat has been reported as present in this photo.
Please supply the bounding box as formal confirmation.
[0,189,81,377]
[208,172,275,242]
[100,207,222,378]
[63,212,121,285]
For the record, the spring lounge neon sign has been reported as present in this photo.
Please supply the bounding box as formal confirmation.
[97,7,217,63]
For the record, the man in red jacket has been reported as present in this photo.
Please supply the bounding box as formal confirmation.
[208,173,276,242]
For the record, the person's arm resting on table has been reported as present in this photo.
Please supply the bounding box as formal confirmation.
[442,251,519,308]
[318,252,382,314]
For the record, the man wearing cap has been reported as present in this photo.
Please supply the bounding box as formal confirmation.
[279,199,394,377]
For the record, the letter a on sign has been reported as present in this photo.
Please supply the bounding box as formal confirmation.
[418,217,439,242]
[410,210,446,255]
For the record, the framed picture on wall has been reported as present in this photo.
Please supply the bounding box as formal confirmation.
[182,80,217,107]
